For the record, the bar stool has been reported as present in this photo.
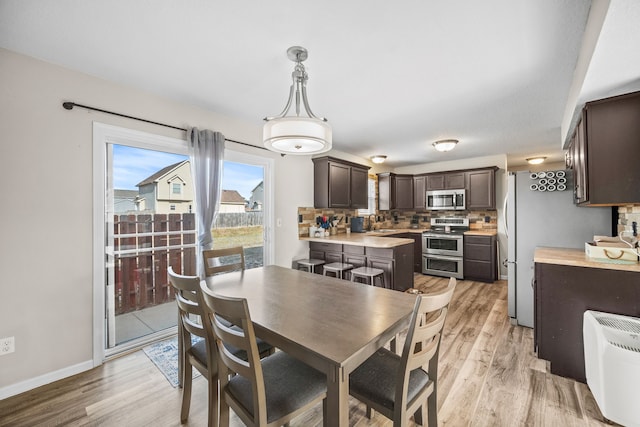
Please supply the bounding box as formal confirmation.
[323,262,354,280]
[296,258,325,274]
[350,266,386,288]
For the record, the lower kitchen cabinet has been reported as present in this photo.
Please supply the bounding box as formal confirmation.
[386,232,422,273]
[308,241,413,290]
[534,262,640,383]
[463,234,496,282]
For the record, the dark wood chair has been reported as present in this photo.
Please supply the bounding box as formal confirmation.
[199,284,327,427]
[168,267,274,427]
[203,246,245,277]
[349,277,457,426]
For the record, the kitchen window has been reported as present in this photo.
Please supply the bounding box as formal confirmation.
[358,178,376,215]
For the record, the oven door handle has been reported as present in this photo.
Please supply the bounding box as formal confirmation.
[423,254,464,261]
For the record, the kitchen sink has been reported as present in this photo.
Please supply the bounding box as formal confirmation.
[367,229,397,233]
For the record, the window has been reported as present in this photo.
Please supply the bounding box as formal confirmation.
[358,178,376,215]
[172,182,181,194]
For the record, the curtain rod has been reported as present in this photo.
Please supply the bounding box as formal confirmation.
[62,101,271,152]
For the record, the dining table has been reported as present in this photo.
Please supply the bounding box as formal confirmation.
[202,264,417,427]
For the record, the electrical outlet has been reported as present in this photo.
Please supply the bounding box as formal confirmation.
[0,337,15,356]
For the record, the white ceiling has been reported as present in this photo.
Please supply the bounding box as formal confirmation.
[1,0,639,168]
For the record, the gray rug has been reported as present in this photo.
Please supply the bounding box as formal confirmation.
[143,336,202,387]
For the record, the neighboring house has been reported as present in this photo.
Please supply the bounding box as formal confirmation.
[113,189,139,213]
[219,189,246,213]
[248,181,263,211]
[136,160,194,214]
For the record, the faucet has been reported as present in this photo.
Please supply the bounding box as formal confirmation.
[367,214,376,231]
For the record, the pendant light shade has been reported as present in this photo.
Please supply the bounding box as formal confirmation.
[263,117,332,154]
[263,46,332,155]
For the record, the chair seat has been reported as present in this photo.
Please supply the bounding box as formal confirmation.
[350,267,384,277]
[296,259,325,273]
[350,348,429,412]
[227,350,327,424]
[191,331,273,365]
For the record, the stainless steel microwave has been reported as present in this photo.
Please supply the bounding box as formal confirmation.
[426,189,466,210]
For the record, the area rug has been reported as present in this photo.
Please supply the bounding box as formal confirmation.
[143,336,202,387]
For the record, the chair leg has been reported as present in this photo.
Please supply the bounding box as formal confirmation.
[427,390,437,427]
[207,372,219,427]
[180,361,193,423]
[322,398,328,427]
[366,405,373,419]
[219,393,230,427]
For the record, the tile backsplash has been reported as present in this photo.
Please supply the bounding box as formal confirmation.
[297,207,497,237]
[618,204,640,237]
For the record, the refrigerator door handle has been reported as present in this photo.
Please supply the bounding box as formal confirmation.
[503,196,508,238]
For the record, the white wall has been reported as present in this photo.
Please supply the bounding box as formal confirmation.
[0,48,316,395]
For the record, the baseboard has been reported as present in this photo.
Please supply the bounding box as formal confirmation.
[0,359,94,400]
[500,274,508,280]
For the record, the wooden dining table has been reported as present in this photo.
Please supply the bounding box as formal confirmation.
[203,264,417,427]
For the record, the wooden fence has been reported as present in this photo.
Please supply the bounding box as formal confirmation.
[214,211,263,228]
[113,213,196,315]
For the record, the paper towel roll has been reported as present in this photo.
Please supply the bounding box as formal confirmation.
[530,184,539,191]
[558,184,566,191]
[539,178,548,185]
[538,171,547,179]
[530,172,538,179]
[538,185,547,192]
[547,184,557,191]
[547,178,556,185]
[557,177,567,184]
[546,171,555,178]
[556,170,566,178]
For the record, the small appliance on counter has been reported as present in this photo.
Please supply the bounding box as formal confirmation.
[350,217,364,233]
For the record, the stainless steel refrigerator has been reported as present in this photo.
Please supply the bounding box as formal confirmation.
[505,170,612,327]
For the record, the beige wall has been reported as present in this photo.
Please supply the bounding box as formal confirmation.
[0,48,316,395]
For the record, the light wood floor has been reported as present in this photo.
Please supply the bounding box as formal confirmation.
[0,275,615,426]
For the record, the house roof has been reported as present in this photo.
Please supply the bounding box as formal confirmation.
[251,181,263,193]
[136,160,187,187]
[114,189,139,198]
[221,190,245,205]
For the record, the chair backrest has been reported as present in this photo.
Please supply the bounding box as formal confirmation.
[199,283,268,424]
[168,267,215,358]
[396,277,456,418]
[202,246,245,277]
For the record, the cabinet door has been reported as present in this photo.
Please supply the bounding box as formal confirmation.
[350,167,369,209]
[325,251,343,264]
[394,175,414,209]
[413,176,426,210]
[574,117,588,204]
[466,169,496,210]
[426,174,445,190]
[367,256,394,289]
[328,162,351,208]
[445,172,466,189]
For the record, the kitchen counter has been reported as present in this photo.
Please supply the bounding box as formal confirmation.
[464,230,498,236]
[300,233,414,248]
[534,247,640,272]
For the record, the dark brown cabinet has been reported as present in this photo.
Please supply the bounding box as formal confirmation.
[308,241,413,291]
[463,234,497,282]
[413,175,426,210]
[465,168,497,210]
[377,173,414,211]
[535,262,640,382]
[567,90,640,206]
[387,232,422,273]
[426,172,465,190]
[313,157,370,209]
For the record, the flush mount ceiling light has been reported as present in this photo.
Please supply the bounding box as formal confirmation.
[432,139,459,152]
[371,155,387,164]
[263,46,332,155]
[527,157,547,165]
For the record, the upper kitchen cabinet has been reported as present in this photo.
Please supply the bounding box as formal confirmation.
[426,172,466,190]
[567,91,640,206]
[313,156,370,209]
[413,175,426,210]
[465,167,498,210]
[377,173,414,210]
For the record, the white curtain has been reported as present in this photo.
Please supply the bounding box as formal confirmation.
[188,128,225,277]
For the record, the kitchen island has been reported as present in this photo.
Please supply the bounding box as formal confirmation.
[534,247,640,382]
[300,232,415,291]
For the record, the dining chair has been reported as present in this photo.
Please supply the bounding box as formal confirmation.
[199,284,328,427]
[203,246,245,277]
[349,277,457,427]
[168,267,275,427]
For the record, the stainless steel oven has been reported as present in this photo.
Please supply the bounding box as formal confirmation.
[422,218,468,279]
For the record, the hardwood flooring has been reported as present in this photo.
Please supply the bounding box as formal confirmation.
[0,275,615,426]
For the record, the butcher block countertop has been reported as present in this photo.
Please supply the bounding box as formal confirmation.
[463,230,498,236]
[534,247,640,273]
[300,233,414,248]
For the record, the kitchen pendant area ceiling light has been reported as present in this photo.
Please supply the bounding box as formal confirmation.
[527,157,547,165]
[263,46,332,155]
[432,139,459,152]
[370,155,387,164]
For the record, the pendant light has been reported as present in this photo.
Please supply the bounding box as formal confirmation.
[263,46,332,155]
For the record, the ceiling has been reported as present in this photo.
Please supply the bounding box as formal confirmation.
[1,0,639,168]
